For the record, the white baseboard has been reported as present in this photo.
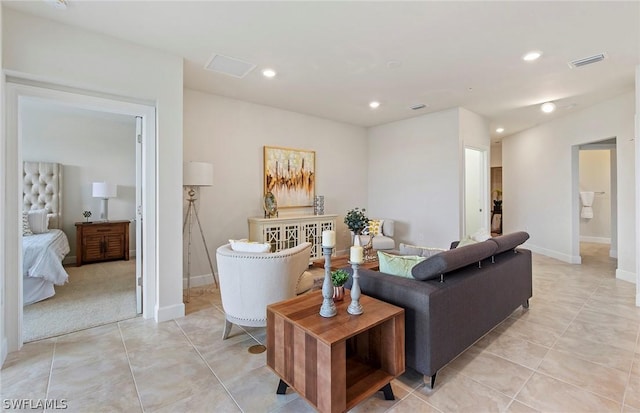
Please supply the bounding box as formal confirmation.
[522,242,581,264]
[155,303,185,323]
[579,236,611,244]
[609,249,618,258]
[615,268,636,284]
[183,273,216,288]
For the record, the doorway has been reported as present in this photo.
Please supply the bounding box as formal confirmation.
[572,138,618,264]
[579,140,617,258]
[20,99,139,341]
[464,146,489,237]
[4,81,156,352]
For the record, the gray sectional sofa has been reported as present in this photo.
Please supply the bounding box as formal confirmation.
[344,232,532,388]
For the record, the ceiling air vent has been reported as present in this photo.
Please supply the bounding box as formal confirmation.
[568,53,606,69]
[204,54,256,78]
[410,104,427,110]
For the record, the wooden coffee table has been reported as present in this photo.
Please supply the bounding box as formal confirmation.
[311,254,379,271]
[267,290,405,413]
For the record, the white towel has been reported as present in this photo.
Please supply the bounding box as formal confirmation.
[580,191,595,219]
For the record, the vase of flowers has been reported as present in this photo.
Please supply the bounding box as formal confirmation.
[344,207,368,245]
[331,269,349,301]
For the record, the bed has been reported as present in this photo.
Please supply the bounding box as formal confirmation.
[22,161,70,305]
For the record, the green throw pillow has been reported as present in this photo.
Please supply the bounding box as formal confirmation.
[377,251,426,278]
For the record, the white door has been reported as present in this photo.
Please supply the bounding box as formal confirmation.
[135,117,143,314]
[464,147,488,236]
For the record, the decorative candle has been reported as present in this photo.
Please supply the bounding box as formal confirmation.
[322,230,336,248]
[350,246,364,264]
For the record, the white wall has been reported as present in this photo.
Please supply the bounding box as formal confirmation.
[368,108,459,248]
[579,149,611,243]
[3,9,184,333]
[183,89,368,277]
[21,101,137,259]
[1,2,7,366]
[503,92,635,282]
[636,65,640,305]
[459,108,491,234]
[491,142,502,167]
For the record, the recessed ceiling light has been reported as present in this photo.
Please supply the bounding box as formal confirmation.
[369,101,380,109]
[262,69,277,78]
[541,102,556,113]
[496,127,505,133]
[523,51,542,61]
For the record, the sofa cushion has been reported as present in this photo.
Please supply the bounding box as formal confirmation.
[399,243,446,258]
[378,251,426,278]
[487,231,530,254]
[412,240,498,281]
[359,235,395,250]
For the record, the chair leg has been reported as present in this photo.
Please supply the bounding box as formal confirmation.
[222,319,233,340]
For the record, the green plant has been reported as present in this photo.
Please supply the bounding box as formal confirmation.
[344,207,368,234]
[331,269,349,287]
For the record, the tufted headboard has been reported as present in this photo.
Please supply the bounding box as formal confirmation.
[23,161,63,229]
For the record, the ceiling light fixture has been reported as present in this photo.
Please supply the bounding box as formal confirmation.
[369,101,380,109]
[262,69,277,78]
[496,127,505,133]
[522,51,542,62]
[540,102,556,113]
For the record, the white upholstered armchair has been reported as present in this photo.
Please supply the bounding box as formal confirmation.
[216,242,312,339]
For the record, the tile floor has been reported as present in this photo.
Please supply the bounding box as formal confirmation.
[2,243,639,412]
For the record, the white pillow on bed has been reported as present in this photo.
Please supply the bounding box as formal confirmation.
[27,209,49,234]
[22,211,33,236]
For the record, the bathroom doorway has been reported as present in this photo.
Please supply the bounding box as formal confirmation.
[575,138,617,262]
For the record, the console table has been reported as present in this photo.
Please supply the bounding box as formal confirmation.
[248,214,337,260]
[267,290,405,413]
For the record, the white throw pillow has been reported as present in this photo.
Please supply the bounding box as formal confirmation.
[27,209,49,234]
[22,211,33,236]
[229,239,271,253]
[471,228,491,242]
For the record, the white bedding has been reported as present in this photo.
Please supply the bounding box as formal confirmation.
[23,229,70,285]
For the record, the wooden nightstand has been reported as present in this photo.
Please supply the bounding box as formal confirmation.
[75,220,130,266]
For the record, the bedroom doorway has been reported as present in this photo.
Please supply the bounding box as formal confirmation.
[4,81,157,351]
[20,99,140,342]
[464,146,489,236]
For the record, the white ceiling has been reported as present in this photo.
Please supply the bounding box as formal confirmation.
[4,1,639,140]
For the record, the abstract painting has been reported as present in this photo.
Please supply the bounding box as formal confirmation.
[264,146,315,208]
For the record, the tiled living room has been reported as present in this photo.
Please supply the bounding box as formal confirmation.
[2,2,640,412]
[2,243,639,412]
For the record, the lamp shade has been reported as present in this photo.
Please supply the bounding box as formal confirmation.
[184,161,213,187]
[92,182,117,199]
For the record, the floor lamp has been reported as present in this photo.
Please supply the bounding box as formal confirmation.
[183,161,218,302]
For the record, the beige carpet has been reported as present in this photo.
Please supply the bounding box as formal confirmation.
[23,260,138,342]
